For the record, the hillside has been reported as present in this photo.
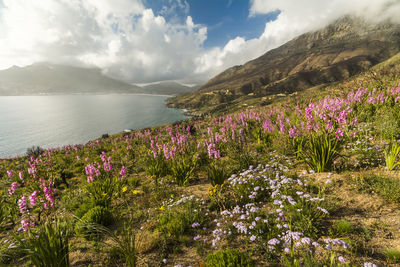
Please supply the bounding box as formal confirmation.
[2,60,400,265]
[142,81,196,95]
[168,16,400,114]
[0,63,143,95]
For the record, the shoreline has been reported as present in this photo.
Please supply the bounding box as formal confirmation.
[0,97,190,160]
[0,93,177,97]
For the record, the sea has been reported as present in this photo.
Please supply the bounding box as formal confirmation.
[0,94,188,158]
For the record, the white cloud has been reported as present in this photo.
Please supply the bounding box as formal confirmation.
[0,0,399,85]
[0,0,207,83]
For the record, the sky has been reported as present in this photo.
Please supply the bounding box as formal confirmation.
[0,0,399,85]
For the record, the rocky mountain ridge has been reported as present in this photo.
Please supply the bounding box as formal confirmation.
[168,16,400,113]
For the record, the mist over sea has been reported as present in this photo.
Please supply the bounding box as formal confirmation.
[0,94,188,158]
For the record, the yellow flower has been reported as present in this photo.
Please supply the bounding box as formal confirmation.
[122,186,128,193]
[159,206,165,211]
[132,189,141,195]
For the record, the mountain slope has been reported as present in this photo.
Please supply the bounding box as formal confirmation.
[0,63,142,95]
[141,81,196,95]
[168,16,400,113]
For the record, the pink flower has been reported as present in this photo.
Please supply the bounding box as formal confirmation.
[29,190,41,206]
[19,219,34,232]
[288,127,296,138]
[325,120,333,131]
[119,166,127,178]
[8,182,20,195]
[18,196,27,214]
[335,128,344,140]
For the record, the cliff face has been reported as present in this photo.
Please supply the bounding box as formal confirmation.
[168,17,400,113]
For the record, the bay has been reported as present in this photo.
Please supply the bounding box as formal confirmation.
[0,94,188,158]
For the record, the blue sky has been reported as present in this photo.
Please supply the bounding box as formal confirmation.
[146,0,280,48]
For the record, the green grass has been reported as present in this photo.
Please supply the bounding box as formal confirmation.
[384,248,400,263]
[353,174,400,202]
[334,219,354,235]
[206,248,254,267]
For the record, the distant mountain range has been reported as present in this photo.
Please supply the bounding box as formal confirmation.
[0,63,195,96]
[168,16,400,114]
[142,81,197,96]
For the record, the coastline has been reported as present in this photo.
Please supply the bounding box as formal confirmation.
[0,95,190,159]
[0,92,177,97]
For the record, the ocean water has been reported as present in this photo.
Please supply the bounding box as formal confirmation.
[0,94,188,158]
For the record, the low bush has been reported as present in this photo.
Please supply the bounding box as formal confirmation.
[285,196,328,238]
[75,206,113,236]
[207,162,227,186]
[92,224,137,267]
[384,141,400,171]
[300,132,339,172]
[145,155,169,179]
[26,146,44,158]
[170,155,197,186]
[14,219,70,267]
[206,248,254,267]
[86,178,118,208]
[157,199,205,240]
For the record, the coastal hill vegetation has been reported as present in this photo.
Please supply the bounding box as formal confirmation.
[168,16,400,116]
[2,16,400,267]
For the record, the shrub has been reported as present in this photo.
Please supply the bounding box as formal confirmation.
[157,200,205,240]
[206,248,254,267]
[170,155,197,186]
[290,136,306,159]
[250,124,271,145]
[86,178,117,208]
[90,224,137,267]
[355,103,376,123]
[384,141,400,171]
[75,206,113,236]
[300,132,339,172]
[207,162,227,186]
[26,146,44,158]
[145,155,168,179]
[227,142,254,172]
[286,197,328,238]
[14,219,70,267]
[0,203,7,231]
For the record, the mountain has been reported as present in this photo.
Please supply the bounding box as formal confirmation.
[0,63,142,95]
[141,81,196,95]
[168,16,400,114]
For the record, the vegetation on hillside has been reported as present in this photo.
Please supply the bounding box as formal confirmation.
[1,59,400,266]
